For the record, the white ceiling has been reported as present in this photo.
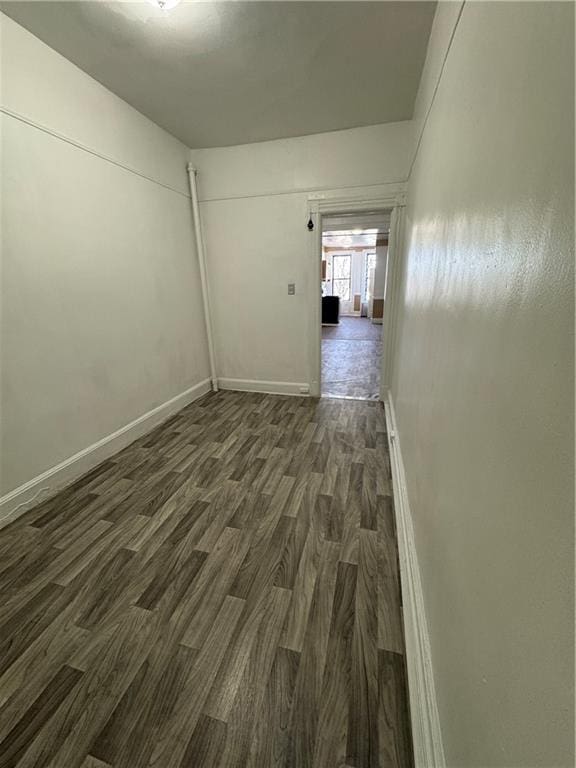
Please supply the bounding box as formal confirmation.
[323,212,391,233]
[2,1,436,148]
[323,231,379,248]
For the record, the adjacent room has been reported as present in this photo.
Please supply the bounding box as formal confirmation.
[0,3,573,768]
[321,214,389,400]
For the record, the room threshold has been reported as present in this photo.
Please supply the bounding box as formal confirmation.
[321,393,379,403]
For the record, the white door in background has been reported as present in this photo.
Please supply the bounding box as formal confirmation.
[331,253,353,314]
[364,251,376,317]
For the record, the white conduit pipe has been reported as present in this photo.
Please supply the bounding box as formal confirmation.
[186,163,218,392]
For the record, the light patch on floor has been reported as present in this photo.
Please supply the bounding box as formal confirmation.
[322,316,383,400]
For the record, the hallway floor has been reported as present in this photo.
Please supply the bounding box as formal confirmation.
[322,316,383,400]
[0,390,412,768]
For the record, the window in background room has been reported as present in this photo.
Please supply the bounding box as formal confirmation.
[332,254,351,300]
[364,251,376,302]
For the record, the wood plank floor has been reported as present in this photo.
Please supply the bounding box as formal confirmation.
[0,390,412,768]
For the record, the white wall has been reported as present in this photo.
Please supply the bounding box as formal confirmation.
[372,239,387,322]
[191,122,413,390]
[391,2,574,766]
[0,15,210,505]
[373,246,387,299]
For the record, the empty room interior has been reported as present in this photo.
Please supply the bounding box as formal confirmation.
[0,2,574,768]
[321,212,388,401]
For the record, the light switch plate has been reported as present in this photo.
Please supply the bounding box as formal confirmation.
[287,283,296,295]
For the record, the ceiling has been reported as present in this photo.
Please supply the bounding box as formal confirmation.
[323,212,391,233]
[2,1,436,148]
[323,230,379,248]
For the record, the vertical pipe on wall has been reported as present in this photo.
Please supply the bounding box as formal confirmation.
[186,163,218,391]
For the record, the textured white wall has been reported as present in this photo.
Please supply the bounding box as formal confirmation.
[199,192,310,384]
[0,11,189,195]
[192,122,414,201]
[391,3,574,765]
[1,15,210,496]
[373,243,387,299]
[191,122,413,387]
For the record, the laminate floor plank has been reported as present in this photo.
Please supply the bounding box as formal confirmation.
[50,481,134,550]
[218,586,292,768]
[148,595,245,768]
[246,646,300,768]
[0,527,41,572]
[279,525,323,653]
[0,583,67,679]
[16,606,155,768]
[178,527,250,650]
[196,480,249,553]
[203,584,280,723]
[92,642,199,768]
[347,529,379,768]
[180,714,227,768]
[0,665,83,768]
[341,461,364,565]
[312,561,358,768]
[377,495,404,655]
[229,475,294,600]
[378,651,414,768]
[274,504,313,590]
[0,390,411,768]
[52,516,142,587]
[283,539,340,768]
[81,757,111,768]
[0,619,89,742]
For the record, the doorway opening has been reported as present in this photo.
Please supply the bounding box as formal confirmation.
[320,213,390,400]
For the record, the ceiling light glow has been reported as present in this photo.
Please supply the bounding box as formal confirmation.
[148,0,182,11]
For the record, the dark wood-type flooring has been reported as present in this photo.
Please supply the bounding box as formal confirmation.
[0,390,412,768]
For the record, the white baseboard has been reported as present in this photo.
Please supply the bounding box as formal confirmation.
[385,392,446,768]
[218,378,310,397]
[0,378,212,529]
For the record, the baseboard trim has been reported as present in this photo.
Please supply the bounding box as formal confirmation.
[218,378,310,397]
[0,378,212,529]
[385,392,446,768]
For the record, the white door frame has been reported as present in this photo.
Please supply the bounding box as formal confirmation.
[307,190,406,400]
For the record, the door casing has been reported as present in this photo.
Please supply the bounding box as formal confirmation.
[307,191,406,400]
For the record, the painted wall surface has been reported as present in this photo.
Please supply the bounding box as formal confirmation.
[0,12,189,195]
[199,192,309,384]
[191,122,412,387]
[390,3,574,766]
[191,122,414,201]
[373,243,387,298]
[1,15,210,496]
